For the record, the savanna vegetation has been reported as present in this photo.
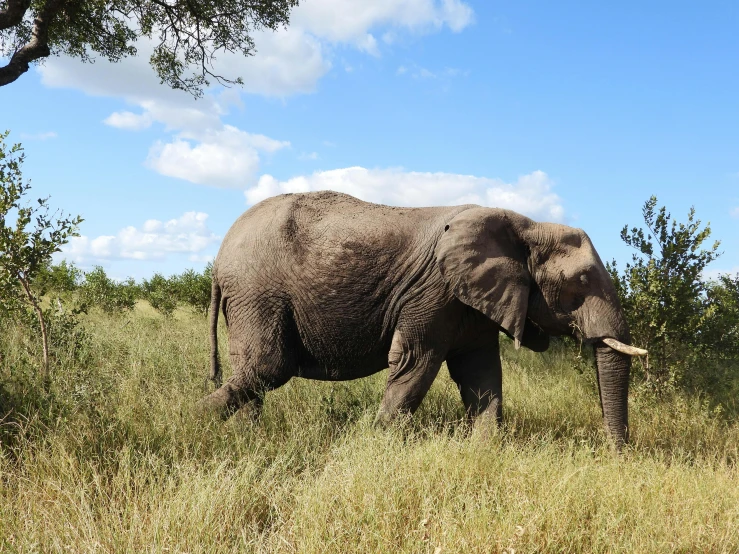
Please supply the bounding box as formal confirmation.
[2,134,739,552]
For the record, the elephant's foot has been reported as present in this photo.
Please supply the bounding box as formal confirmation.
[469,403,503,440]
[197,390,231,420]
[373,406,413,429]
[373,408,392,429]
[198,382,254,420]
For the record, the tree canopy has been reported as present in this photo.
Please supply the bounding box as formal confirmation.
[0,0,299,94]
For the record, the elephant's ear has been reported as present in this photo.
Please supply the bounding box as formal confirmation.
[436,208,531,348]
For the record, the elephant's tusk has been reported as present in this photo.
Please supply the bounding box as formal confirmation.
[602,337,648,357]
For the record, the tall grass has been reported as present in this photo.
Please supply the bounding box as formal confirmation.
[1,306,738,552]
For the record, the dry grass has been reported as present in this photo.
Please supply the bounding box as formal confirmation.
[1,307,738,553]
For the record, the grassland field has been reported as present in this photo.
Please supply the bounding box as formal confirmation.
[1,303,738,553]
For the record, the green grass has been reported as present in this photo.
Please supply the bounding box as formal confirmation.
[1,307,738,552]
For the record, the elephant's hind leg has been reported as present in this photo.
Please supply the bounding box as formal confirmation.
[446,339,503,426]
[202,355,291,420]
[201,303,295,420]
[374,327,446,427]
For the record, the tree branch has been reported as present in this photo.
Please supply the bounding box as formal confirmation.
[0,0,65,87]
[18,271,50,381]
[0,0,31,31]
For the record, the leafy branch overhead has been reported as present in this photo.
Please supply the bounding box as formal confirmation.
[0,0,299,94]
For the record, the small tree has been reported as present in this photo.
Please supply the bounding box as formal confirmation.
[173,263,212,315]
[0,131,82,380]
[34,259,82,295]
[704,273,739,360]
[79,266,137,313]
[141,272,178,316]
[608,196,722,390]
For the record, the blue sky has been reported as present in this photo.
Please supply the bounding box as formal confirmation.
[2,0,738,279]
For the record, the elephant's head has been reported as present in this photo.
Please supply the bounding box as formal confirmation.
[437,207,646,447]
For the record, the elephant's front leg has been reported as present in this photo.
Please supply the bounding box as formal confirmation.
[374,327,446,426]
[446,341,503,426]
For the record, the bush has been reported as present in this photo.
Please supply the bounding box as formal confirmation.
[36,302,90,367]
[79,266,138,313]
[141,272,179,316]
[33,260,82,295]
[608,196,739,399]
[138,265,212,316]
[173,263,212,315]
[705,273,739,359]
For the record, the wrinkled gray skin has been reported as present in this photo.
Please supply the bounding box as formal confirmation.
[204,191,633,446]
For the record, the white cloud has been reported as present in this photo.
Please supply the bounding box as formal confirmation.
[63,212,220,262]
[730,206,739,218]
[357,33,380,56]
[188,254,216,263]
[146,126,289,187]
[704,266,739,281]
[39,39,183,101]
[37,34,298,185]
[440,0,475,31]
[245,168,564,221]
[103,110,153,131]
[35,32,317,188]
[299,151,319,161]
[19,131,57,140]
[293,0,474,46]
[39,44,291,187]
[241,132,291,153]
[213,27,331,97]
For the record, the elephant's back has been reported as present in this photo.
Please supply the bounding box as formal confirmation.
[217,191,471,265]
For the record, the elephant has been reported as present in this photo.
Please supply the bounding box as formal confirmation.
[203,191,646,446]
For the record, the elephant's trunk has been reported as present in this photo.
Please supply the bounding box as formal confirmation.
[594,342,631,448]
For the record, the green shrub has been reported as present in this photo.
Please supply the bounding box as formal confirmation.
[705,273,739,359]
[141,272,179,316]
[173,263,212,315]
[33,260,82,295]
[608,196,739,401]
[139,265,212,316]
[79,266,138,313]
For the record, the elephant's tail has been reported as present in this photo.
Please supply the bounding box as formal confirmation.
[209,277,222,387]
